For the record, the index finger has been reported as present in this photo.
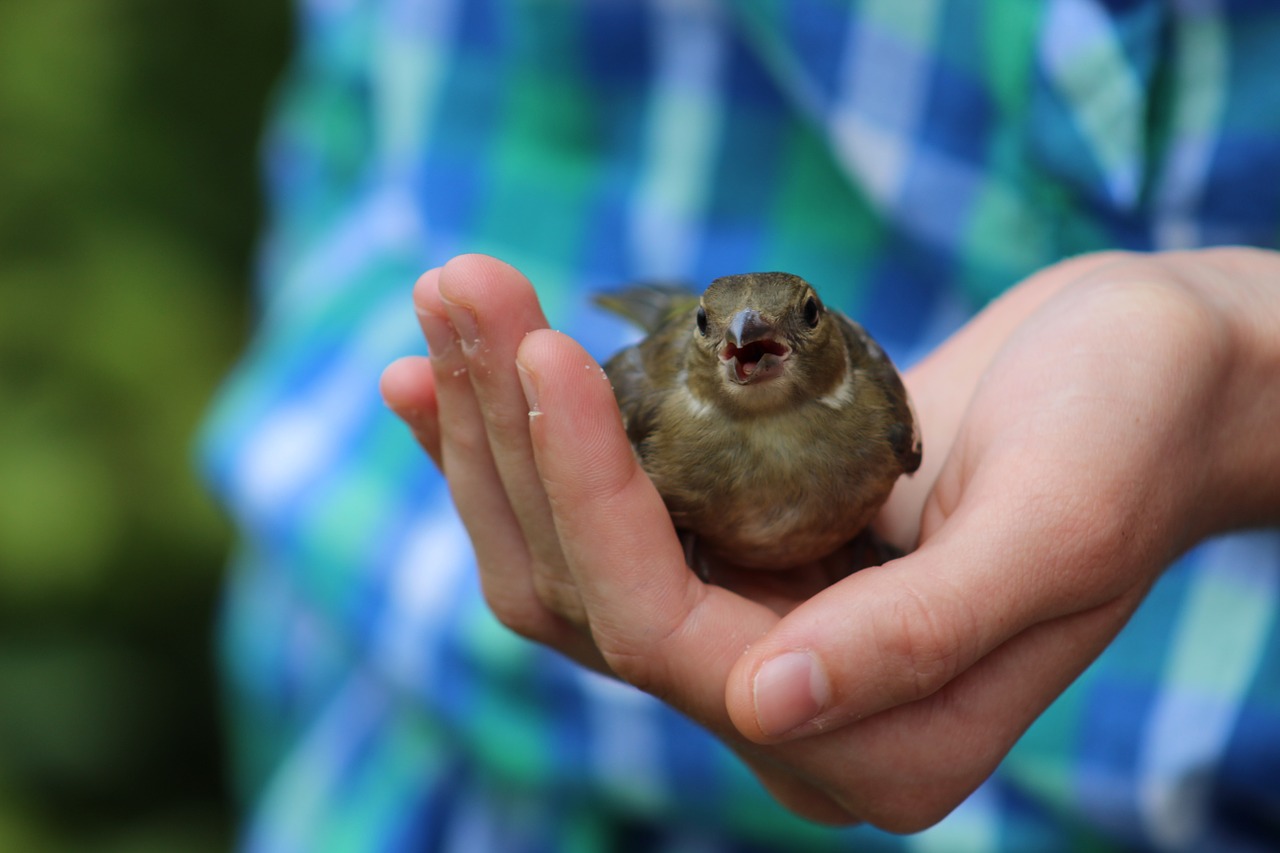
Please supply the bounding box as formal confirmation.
[515,328,780,730]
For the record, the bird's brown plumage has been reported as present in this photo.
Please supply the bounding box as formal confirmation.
[596,272,920,570]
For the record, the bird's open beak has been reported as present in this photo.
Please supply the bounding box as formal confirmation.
[726,309,772,347]
[721,309,790,384]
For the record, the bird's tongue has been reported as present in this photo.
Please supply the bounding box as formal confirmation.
[726,339,787,382]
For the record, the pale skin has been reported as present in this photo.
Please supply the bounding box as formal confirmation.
[380,249,1280,831]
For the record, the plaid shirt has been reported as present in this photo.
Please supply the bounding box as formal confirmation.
[201,1,1280,850]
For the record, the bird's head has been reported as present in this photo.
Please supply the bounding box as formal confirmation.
[685,272,847,414]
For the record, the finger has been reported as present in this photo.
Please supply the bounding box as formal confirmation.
[413,267,594,660]
[380,355,443,468]
[516,328,780,731]
[436,255,586,624]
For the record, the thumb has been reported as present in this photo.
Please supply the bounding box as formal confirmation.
[724,466,1138,743]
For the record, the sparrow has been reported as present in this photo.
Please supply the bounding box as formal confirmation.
[595,272,921,572]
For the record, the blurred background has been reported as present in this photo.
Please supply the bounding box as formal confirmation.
[0,0,289,849]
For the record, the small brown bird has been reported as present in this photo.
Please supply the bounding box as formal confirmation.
[596,272,921,572]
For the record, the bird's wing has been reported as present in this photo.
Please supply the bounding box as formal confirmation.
[601,345,659,449]
[836,313,923,474]
[593,283,700,334]
[600,308,692,452]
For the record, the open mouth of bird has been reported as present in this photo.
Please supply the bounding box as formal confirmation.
[721,339,790,384]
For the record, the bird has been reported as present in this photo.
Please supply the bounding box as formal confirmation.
[595,272,921,574]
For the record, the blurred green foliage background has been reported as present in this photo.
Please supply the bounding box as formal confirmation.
[0,0,289,848]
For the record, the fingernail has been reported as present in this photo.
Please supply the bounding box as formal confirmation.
[753,651,829,737]
[516,361,539,414]
[418,309,458,361]
[440,296,479,354]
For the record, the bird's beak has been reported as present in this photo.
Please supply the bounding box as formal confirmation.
[726,309,774,347]
[721,309,790,385]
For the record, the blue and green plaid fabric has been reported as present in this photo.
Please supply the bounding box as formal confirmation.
[201,1,1280,850]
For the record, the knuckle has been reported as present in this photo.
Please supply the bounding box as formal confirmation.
[530,569,587,626]
[592,616,666,691]
[480,583,554,642]
[874,580,967,703]
[1084,257,1229,371]
[597,646,657,690]
[591,607,688,695]
[443,422,491,462]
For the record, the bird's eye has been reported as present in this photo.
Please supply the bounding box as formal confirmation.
[803,296,821,328]
[696,305,708,336]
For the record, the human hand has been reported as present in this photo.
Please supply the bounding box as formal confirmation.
[381,250,1280,829]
